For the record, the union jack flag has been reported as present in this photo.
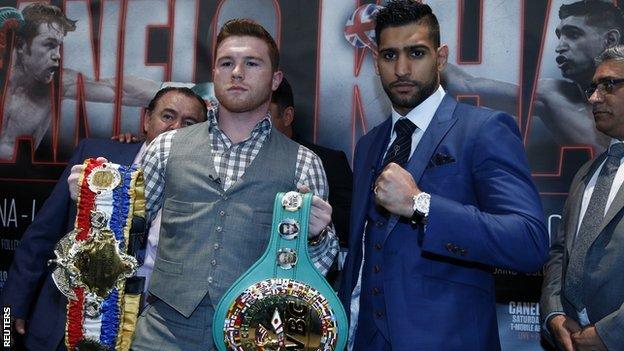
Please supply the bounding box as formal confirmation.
[344,3,383,52]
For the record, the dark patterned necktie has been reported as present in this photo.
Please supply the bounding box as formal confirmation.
[382,118,417,168]
[565,142,624,310]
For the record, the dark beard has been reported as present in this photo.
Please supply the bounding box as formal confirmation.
[383,76,438,112]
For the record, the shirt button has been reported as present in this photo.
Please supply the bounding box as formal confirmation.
[374,243,382,251]
[207,276,213,283]
[211,259,217,266]
[216,226,222,232]
[372,287,381,295]
[219,210,225,216]
[214,243,220,250]
[374,265,381,273]
[375,310,384,318]
[375,221,385,228]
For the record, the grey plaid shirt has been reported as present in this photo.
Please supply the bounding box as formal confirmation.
[141,111,338,275]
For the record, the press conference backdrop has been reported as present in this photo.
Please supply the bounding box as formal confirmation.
[0,1,606,350]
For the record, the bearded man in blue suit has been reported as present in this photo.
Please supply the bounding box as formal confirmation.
[339,2,549,350]
[0,87,207,351]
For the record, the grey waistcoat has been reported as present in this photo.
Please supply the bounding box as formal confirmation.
[149,122,299,317]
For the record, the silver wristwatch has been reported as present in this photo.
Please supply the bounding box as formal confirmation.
[411,192,431,224]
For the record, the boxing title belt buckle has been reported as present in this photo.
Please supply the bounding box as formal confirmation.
[213,191,348,351]
[49,158,145,351]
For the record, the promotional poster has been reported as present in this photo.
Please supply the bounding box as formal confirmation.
[0,0,614,349]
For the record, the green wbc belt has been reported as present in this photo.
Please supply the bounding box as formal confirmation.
[213,191,348,351]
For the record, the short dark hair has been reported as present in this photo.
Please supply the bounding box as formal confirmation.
[559,1,624,38]
[374,0,440,48]
[18,3,77,46]
[146,87,208,120]
[215,18,279,71]
[270,77,294,116]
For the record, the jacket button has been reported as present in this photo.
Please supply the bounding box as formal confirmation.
[219,210,225,216]
[211,259,217,266]
[373,265,381,273]
[374,243,382,251]
[445,243,454,252]
[214,243,220,250]
[207,276,213,283]
[375,221,385,227]
[216,226,223,232]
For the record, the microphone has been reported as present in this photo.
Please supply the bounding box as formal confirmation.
[208,174,221,185]
[209,174,222,185]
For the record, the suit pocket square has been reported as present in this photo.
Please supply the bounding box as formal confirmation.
[428,153,456,168]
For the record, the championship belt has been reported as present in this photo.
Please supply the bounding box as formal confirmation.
[213,192,348,351]
[50,158,145,351]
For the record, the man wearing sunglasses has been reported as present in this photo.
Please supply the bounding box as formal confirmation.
[541,45,624,351]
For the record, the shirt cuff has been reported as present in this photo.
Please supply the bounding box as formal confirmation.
[309,226,339,276]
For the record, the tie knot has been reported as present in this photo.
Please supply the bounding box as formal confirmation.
[394,118,417,138]
[608,143,624,159]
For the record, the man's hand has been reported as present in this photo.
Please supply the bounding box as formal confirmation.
[298,185,332,238]
[571,326,607,351]
[548,314,581,351]
[14,318,25,335]
[68,157,109,201]
[374,162,419,217]
[111,133,142,143]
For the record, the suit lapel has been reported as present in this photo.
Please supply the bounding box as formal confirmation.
[596,156,624,241]
[351,119,392,249]
[122,143,143,164]
[384,95,458,239]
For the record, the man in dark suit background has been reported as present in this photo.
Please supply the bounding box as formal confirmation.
[338,1,549,350]
[269,77,353,245]
[541,45,624,351]
[0,87,207,351]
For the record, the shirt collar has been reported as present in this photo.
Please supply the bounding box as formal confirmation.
[208,107,273,140]
[390,85,446,135]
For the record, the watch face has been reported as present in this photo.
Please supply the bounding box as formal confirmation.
[414,193,430,214]
[224,278,338,350]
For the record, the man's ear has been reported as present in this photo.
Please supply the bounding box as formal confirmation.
[605,29,621,48]
[282,106,294,127]
[143,111,151,134]
[436,44,449,72]
[272,70,283,91]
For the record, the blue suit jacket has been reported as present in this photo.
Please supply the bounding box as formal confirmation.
[339,96,549,350]
[0,139,142,351]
